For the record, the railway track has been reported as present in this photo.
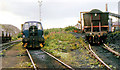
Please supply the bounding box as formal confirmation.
[26,49,74,70]
[71,32,120,69]
[87,44,120,70]
[103,44,120,56]
[26,49,37,70]
[0,40,21,53]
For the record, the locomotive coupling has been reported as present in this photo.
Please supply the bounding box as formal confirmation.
[22,38,29,43]
[38,37,44,43]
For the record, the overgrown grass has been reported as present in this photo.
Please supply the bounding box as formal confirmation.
[43,32,80,54]
[44,28,65,36]
[43,28,100,68]
[64,26,77,32]
[12,36,18,41]
[44,26,76,36]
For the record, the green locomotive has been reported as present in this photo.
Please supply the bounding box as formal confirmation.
[21,21,44,49]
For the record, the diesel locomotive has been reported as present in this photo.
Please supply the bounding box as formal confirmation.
[79,9,110,44]
[21,21,44,49]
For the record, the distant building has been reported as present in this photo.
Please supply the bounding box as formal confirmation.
[112,21,120,31]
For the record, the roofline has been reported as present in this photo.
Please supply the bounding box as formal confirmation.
[25,21,41,24]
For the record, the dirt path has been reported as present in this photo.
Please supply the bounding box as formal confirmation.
[1,42,32,69]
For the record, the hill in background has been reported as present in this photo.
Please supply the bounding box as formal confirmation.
[0,24,20,37]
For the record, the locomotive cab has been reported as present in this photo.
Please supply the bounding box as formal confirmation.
[22,21,44,49]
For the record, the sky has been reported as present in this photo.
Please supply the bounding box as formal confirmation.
[0,0,120,30]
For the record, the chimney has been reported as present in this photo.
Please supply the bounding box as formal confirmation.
[106,3,108,12]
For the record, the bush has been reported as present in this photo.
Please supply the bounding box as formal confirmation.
[65,26,77,31]
[17,33,22,38]
[12,36,18,41]
[44,30,49,36]
[44,26,77,36]
[44,28,64,36]
[43,32,80,53]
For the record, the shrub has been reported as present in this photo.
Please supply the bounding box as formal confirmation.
[17,33,22,38]
[65,26,77,31]
[44,28,64,36]
[12,36,18,41]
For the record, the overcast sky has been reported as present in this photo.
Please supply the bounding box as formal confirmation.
[0,0,120,29]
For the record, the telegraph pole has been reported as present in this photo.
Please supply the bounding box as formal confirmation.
[38,0,42,22]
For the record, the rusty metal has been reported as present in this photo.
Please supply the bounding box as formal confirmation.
[104,44,120,56]
[26,49,37,70]
[88,44,112,70]
[0,40,21,53]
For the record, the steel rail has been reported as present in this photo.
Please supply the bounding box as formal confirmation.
[104,44,120,56]
[42,50,75,70]
[88,44,112,70]
[0,40,21,47]
[0,43,16,53]
[0,40,21,53]
[26,49,37,70]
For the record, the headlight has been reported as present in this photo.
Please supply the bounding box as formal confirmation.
[90,33,92,35]
[42,35,44,38]
[23,35,25,38]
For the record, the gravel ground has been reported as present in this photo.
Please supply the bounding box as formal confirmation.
[92,45,120,70]
[107,31,120,53]
[29,50,66,69]
[1,42,32,69]
[108,42,120,53]
[68,47,100,68]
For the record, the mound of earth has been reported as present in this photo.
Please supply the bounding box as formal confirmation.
[0,24,20,37]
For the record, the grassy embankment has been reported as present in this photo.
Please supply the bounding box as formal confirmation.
[42,26,100,68]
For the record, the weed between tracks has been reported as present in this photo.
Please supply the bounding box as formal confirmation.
[14,42,33,68]
[43,29,101,68]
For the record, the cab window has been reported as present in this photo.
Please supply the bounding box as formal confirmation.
[23,23,29,30]
[37,23,42,30]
